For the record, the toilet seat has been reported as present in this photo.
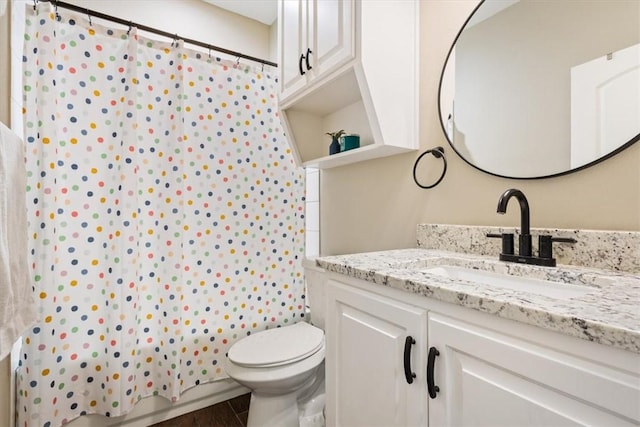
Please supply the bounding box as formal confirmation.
[228,322,324,368]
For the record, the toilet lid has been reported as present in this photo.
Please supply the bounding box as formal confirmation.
[228,322,324,368]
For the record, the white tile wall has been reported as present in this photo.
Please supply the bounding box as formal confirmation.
[305,168,319,201]
[305,168,320,257]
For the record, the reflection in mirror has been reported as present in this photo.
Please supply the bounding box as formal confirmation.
[439,0,640,179]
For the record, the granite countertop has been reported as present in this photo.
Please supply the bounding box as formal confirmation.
[314,248,640,354]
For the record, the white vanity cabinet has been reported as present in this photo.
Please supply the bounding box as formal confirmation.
[325,280,428,427]
[278,0,354,102]
[277,0,419,169]
[428,313,640,426]
[319,273,640,427]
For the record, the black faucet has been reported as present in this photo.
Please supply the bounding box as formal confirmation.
[489,188,576,267]
[496,188,532,257]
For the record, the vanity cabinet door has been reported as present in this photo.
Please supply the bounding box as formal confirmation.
[325,280,428,427]
[428,313,640,426]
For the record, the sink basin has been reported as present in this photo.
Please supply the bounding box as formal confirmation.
[421,265,593,299]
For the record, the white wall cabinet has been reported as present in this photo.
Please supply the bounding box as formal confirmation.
[325,280,428,427]
[277,0,419,168]
[278,0,354,102]
[319,274,640,426]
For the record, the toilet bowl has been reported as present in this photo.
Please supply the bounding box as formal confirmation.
[224,321,325,427]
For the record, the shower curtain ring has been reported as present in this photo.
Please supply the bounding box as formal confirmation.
[54,1,61,21]
[127,21,133,35]
[33,0,36,11]
[87,9,92,26]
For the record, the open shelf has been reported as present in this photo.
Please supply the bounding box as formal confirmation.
[281,67,414,169]
[278,1,419,170]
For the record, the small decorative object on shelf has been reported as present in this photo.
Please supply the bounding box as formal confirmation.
[341,134,360,151]
[326,129,345,155]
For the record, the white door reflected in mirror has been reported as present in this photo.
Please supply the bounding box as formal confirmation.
[439,0,640,179]
[571,43,640,168]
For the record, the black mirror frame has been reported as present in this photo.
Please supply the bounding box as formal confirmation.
[437,0,640,180]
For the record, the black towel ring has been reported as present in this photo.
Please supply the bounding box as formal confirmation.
[412,146,447,189]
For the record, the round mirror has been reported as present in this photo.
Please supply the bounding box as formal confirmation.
[439,0,640,179]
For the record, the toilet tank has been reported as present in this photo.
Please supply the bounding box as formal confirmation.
[303,259,327,330]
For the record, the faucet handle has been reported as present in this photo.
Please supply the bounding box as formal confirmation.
[487,233,514,256]
[538,235,577,259]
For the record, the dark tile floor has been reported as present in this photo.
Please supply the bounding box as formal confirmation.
[149,393,250,427]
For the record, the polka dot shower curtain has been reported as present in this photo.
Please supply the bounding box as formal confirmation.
[17,4,305,426]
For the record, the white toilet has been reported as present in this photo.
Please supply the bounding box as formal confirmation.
[225,321,326,427]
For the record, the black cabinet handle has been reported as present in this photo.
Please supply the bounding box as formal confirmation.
[427,347,440,398]
[299,53,306,76]
[403,336,416,384]
[305,48,313,71]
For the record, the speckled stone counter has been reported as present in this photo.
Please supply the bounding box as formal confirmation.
[314,248,640,354]
[417,224,640,273]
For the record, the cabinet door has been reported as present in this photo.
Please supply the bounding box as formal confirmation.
[308,0,355,80]
[428,313,640,426]
[326,280,427,427]
[278,0,308,100]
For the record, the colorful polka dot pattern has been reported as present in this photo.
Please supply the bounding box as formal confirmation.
[18,5,305,426]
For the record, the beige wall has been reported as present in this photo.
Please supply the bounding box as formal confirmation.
[52,0,273,61]
[320,0,640,256]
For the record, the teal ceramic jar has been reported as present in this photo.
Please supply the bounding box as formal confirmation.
[341,134,360,151]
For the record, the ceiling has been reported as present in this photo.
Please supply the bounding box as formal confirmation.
[202,0,278,26]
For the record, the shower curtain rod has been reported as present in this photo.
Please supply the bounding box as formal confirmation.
[37,0,278,68]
